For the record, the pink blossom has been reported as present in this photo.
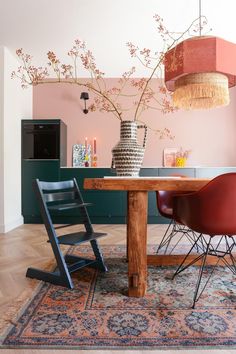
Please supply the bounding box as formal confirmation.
[131,78,147,90]
[12,13,208,132]
[47,51,59,64]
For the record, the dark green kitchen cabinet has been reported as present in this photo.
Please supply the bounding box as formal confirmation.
[22,166,161,224]
[158,168,195,177]
[195,167,236,178]
[60,167,162,224]
[21,119,66,223]
[22,166,236,224]
[60,168,127,223]
[22,160,60,223]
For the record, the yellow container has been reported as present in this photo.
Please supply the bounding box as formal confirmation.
[176,157,187,167]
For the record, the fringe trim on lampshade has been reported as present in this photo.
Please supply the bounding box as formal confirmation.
[173,73,230,110]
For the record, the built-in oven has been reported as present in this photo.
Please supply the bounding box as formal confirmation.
[22,121,60,160]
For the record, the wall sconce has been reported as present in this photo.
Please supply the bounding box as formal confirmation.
[80,92,89,114]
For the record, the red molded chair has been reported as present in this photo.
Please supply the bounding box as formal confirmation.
[172,173,236,308]
[156,176,198,254]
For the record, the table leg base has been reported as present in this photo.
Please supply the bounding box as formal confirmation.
[147,254,234,266]
[127,191,148,298]
[128,273,147,297]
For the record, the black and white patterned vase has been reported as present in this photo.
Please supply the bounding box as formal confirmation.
[112,120,147,176]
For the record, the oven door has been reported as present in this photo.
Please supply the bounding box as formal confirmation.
[22,123,60,160]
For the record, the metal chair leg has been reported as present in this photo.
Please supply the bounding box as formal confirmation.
[172,233,203,279]
[156,219,173,253]
[173,234,236,308]
[157,220,201,255]
[192,238,211,308]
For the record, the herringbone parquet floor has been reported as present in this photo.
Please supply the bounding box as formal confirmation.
[0,224,235,354]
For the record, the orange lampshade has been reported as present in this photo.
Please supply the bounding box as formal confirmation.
[164,36,236,110]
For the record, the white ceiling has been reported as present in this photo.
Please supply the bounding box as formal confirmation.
[1,0,236,76]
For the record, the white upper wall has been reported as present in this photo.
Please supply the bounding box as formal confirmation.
[0,47,32,233]
[0,0,236,76]
[0,47,4,228]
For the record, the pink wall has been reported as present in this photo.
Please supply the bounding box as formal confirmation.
[33,79,236,167]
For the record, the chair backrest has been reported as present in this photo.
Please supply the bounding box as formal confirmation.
[33,178,93,234]
[156,191,177,218]
[156,175,188,218]
[173,172,236,235]
[35,179,83,207]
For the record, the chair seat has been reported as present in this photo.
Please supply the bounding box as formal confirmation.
[56,231,107,245]
[48,202,92,211]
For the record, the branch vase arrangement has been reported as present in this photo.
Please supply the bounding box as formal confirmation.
[111,121,147,176]
[12,14,207,176]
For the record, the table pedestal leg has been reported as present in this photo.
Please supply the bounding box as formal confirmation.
[127,191,148,297]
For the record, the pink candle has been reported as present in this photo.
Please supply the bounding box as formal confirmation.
[93,137,97,154]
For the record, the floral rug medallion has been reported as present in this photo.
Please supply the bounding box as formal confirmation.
[1,245,236,349]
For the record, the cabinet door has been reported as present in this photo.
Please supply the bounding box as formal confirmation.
[158,168,195,177]
[60,168,116,191]
[22,160,60,218]
[195,167,236,178]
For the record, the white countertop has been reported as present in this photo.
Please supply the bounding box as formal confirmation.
[61,166,236,169]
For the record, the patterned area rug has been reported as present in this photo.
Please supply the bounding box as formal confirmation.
[1,245,236,349]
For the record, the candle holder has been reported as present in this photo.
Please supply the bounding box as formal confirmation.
[92,137,97,167]
[84,156,90,167]
[92,154,98,167]
[84,146,91,167]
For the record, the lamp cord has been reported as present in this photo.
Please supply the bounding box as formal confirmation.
[199,0,202,36]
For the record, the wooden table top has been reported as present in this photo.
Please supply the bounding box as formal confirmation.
[83,177,211,191]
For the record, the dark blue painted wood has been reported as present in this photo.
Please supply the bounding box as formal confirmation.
[26,178,107,288]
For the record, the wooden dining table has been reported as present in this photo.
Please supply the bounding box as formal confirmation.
[84,177,210,298]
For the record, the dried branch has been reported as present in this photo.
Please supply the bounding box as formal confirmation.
[12,13,209,136]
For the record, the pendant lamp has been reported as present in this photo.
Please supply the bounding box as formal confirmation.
[164,2,236,110]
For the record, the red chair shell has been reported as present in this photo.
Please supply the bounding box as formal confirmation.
[173,173,236,235]
[156,174,189,219]
[157,190,185,219]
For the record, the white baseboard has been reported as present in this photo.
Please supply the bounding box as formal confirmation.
[0,216,23,233]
